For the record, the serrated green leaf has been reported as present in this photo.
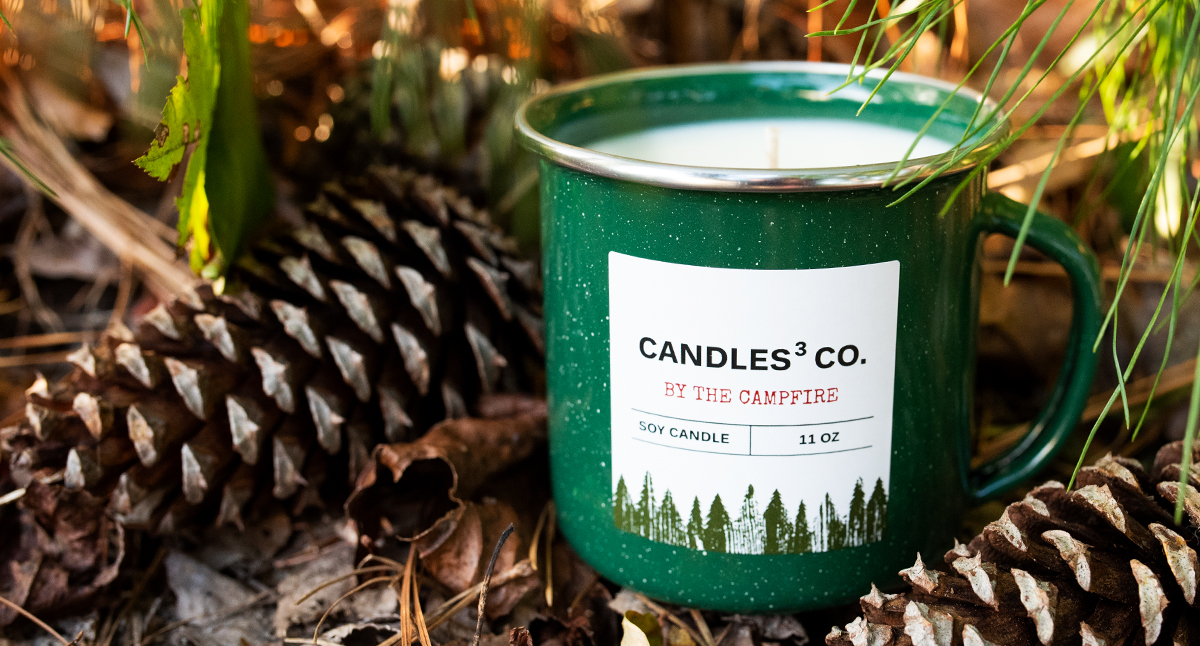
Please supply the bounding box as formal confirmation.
[135,0,271,276]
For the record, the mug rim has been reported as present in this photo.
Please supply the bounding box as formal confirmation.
[515,61,1008,192]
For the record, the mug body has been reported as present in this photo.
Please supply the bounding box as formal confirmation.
[521,63,1001,612]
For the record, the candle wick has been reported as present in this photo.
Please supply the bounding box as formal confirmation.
[766,126,780,170]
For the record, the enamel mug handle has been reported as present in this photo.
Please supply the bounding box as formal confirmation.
[965,192,1103,500]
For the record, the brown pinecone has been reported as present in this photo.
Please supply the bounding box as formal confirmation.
[1,165,542,538]
[826,444,1200,646]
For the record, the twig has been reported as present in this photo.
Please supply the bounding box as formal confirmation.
[689,609,715,646]
[473,523,515,646]
[0,488,26,506]
[0,595,70,645]
[633,593,708,646]
[108,260,135,331]
[0,298,23,315]
[14,187,63,333]
[0,351,72,368]
[0,331,94,350]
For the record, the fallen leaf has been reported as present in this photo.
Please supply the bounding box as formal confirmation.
[345,413,546,554]
[274,541,357,637]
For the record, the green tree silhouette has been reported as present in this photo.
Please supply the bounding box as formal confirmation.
[704,494,730,553]
[732,485,764,554]
[866,478,888,542]
[636,473,656,540]
[847,479,866,546]
[763,489,790,554]
[820,493,847,551]
[613,476,633,533]
[790,501,812,554]
[687,497,704,549]
[660,490,686,546]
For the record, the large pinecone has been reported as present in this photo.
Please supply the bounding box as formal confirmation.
[2,165,542,536]
[826,443,1200,646]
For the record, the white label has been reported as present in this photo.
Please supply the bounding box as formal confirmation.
[608,252,899,555]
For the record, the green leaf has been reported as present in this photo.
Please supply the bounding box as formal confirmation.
[134,0,272,275]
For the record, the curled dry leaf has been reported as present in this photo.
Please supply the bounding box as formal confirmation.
[345,412,546,552]
[345,411,545,617]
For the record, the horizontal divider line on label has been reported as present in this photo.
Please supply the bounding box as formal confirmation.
[630,408,874,427]
[630,436,873,457]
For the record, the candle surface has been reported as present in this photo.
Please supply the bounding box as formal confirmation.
[586,118,955,169]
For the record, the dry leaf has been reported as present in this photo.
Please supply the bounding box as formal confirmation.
[345,412,546,553]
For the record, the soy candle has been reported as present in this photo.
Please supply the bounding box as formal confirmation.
[587,118,954,169]
[517,62,1101,612]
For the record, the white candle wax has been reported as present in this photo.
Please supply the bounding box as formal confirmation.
[586,118,955,169]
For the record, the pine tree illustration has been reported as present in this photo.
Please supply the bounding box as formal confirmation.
[865,478,887,542]
[704,494,730,553]
[790,501,812,554]
[733,485,764,554]
[847,478,866,546]
[636,472,656,541]
[660,490,685,546]
[687,496,703,549]
[613,476,633,533]
[821,493,848,551]
[762,489,790,554]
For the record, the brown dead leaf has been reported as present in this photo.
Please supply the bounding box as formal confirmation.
[422,502,484,592]
[0,482,124,626]
[345,413,546,554]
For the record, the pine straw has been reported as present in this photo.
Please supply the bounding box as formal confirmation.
[0,595,70,646]
[0,69,201,307]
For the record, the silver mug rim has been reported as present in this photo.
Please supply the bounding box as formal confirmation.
[514,61,1007,192]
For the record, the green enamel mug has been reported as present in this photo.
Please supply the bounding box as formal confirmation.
[515,62,1101,612]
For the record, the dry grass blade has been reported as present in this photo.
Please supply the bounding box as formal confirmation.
[0,331,94,350]
[412,559,431,646]
[473,523,515,646]
[294,566,399,605]
[423,559,535,631]
[309,576,396,643]
[284,639,341,646]
[0,594,70,645]
[567,571,600,616]
[0,70,199,305]
[528,502,550,571]
[0,351,72,368]
[399,547,415,646]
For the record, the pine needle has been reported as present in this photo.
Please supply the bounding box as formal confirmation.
[294,566,399,604]
[0,596,69,646]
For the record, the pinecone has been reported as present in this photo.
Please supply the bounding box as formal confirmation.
[826,444,1200,646]
[1,165,543,539]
